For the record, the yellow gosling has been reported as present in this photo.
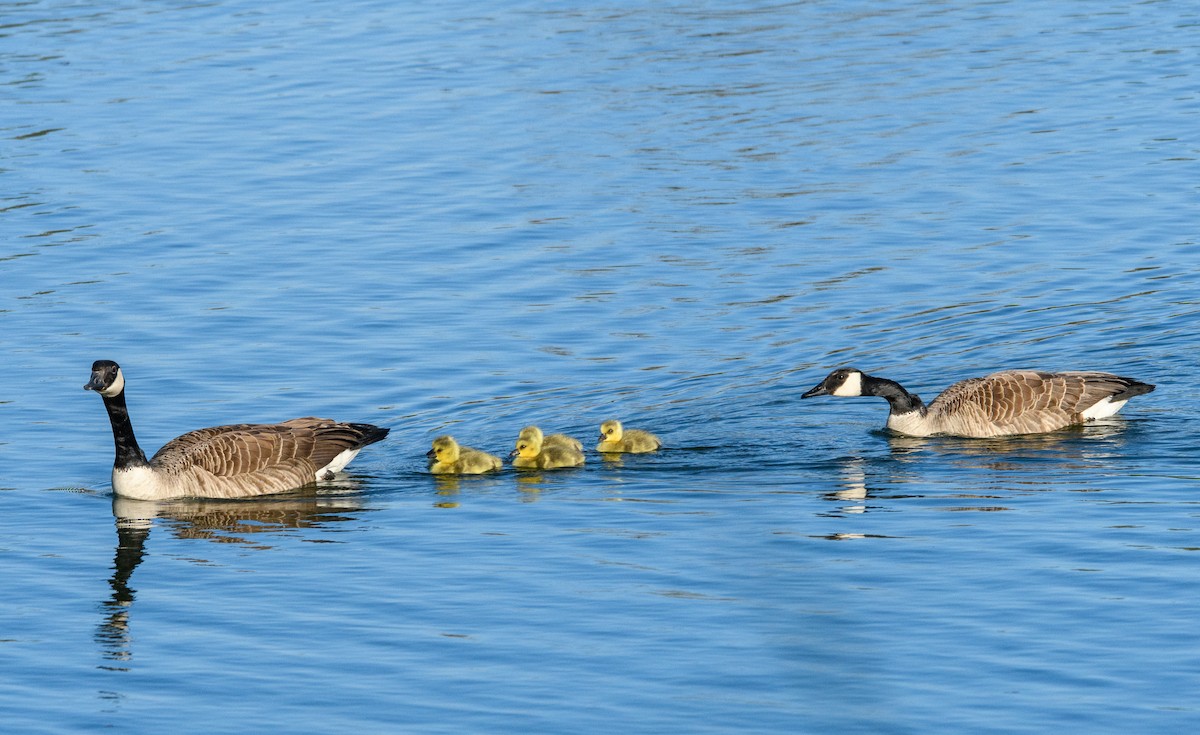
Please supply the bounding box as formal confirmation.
[511,431,585,469]
[426,435,502,475]
[596,419,661,454]
[518,425,583,452]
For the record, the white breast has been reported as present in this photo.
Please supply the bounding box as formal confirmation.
[886,411,936,437]
[112,466,177,501]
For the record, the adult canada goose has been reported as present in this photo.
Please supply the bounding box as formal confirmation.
[510,428,585,469]
[596,419,661,453]
[801,367,1155,438]
[517,425,583,452]
[85,360,389,500]
[426,435,502,475]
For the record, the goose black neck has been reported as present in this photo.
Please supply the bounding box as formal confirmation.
[101,390,149,469]
[863,375,926,416]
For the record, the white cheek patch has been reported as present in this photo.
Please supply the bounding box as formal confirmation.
[100,369,126,398]
[832,371,863,397]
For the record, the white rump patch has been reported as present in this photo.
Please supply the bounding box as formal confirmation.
[832,371,864,397]
[316,448,361,480]
[1081,397,1128,421]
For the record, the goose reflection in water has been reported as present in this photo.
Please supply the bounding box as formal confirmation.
[881,419,1134,475]
[815,457,888,540]
[96,507,148,670]
[819,455,889,522]
[96,491,368,670]
[809,422,1138,532]
[831,457,869,515]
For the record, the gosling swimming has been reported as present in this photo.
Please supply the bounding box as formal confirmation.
[802,367,1155,438]
[517,425,583,452]
[511,427,585,469]
[596,419,661,453]
[426,435,502,474]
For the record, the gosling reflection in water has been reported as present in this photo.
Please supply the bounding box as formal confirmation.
[96,492,367,669]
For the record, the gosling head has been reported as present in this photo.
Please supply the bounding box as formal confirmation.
[84,359,125,398]
[427,435,461,463]
[510,433,543,459]
[598,419,624,444]
[517,425,544,444]
[802,367,865,399]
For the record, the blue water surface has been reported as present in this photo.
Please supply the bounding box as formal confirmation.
[3,0,1199,733]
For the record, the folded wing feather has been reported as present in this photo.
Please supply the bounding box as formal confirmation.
[929,371,1147,436]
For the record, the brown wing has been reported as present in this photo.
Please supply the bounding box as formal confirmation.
[929,371,1147,435]
[151,417,388,477]
[150,423,317,477]
[278,417,389,470]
